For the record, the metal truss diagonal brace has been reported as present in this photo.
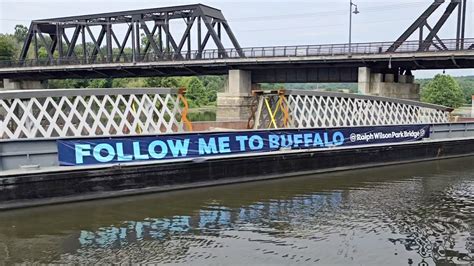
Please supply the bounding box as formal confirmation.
[202,16,227,58]
[86,25,106,62]
[141,22,160,56]
[36,27,55,62]
[116,24,133,62]
[66,26,81,57]
[162,19,182,59]
[419,2,459,51]
[222,21,244,57]
[198,20,217,57]
[19,23,35,61]
[177,16,197,52]
[141,23,160,55]
[424,23,448,50]
[387,0,444,52]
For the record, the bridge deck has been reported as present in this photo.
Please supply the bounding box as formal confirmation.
[0,39,473,80]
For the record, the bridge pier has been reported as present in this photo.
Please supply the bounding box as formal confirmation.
[2,79,47,90]
[216,70,254,122]
[358,67,420,101]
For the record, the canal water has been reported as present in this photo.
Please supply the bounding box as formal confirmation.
[187,109,217,122]
[0,158,473,265]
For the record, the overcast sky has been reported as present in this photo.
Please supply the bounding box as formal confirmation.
[1,0,473,78]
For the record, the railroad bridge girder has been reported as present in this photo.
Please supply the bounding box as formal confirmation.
[18,4,243,65]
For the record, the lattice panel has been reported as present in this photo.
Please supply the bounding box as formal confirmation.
[252,92,450,129]
[0,90,188,139]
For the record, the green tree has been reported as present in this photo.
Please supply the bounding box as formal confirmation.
[144,77,162,87]
[186,77,208,107]
[49,79,90,88]
[457,76,474,103]
[200,76,225,103]
[37,47,49,59]
[144,77,180,88]
[0,34,17,61]
[421,74,464,108]
[161,77,179,88]
[14,25,29,43]
[88,79,113,88]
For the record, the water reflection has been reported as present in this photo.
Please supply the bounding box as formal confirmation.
[77,193,342,249]
[0,157,473,264]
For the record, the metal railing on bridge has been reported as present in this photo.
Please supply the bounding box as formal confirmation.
[0,88,192,140]
[1,38,473,68]
[248,90,452,130]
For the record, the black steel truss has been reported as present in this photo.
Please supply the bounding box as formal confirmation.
[18,4,244,63]
[387,0,469,52]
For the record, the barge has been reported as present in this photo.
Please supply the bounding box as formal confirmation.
[1,88,472,210]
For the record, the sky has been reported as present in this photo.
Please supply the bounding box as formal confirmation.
[0,0,473,78]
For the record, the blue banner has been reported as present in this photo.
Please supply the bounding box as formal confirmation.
[57,125,430,166]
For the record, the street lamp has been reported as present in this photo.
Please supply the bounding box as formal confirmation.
[349,0,360,55]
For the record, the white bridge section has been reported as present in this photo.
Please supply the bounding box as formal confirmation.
[251,90,452,129]
[0,88,189,140]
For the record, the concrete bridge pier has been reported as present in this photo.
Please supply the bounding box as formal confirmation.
[216,70,255,122]
[2,79,47,90]
[358,67,420,101]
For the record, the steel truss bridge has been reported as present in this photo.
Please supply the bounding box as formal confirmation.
[0,1,473,81]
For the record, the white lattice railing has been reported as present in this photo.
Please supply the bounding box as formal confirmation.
[0,88,192,140]
[250,90,452,129]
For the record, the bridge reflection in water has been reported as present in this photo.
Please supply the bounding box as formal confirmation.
[0,158,472,264]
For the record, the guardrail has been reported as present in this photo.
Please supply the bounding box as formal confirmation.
[0,38,472,68]
[0,88,192,140]
[248,90,452,129]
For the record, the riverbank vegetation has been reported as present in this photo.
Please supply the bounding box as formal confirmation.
[418,75,474,105]
[49,76,226,108]
[420,74,465,108]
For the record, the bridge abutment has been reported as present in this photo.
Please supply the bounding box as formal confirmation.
[216,70,254,122]
[2,79,47,90]
[358,67,420,101]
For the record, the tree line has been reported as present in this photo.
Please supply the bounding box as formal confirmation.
[48,76,226,108]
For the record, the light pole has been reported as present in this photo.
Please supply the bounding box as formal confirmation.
[349,0,360,55]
